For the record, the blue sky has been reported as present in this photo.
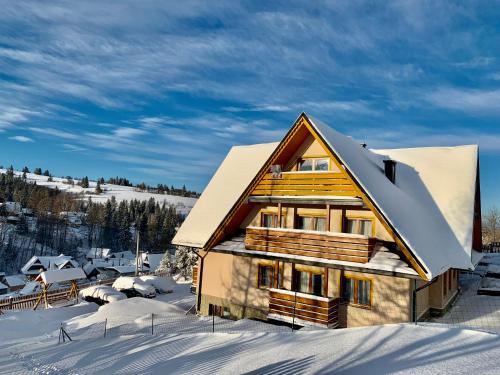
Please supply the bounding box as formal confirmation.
[0,1,499,208]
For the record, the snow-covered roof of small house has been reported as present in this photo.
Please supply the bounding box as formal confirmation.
[21,254,78,275]
[109,251,135,259]
[141,253,164,272]
[86,248,112,259]
[0,282,7,290]
[172,113,479,279]
[172,142,278,248]
[35,268,87,284]
[3,275,25,287]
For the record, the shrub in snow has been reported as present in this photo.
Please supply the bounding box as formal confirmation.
[173,246,197,278]
[139,275,175,293]
[112,276,156,298]
[156,252,172,273]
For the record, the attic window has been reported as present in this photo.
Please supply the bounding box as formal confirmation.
[298,158,329,171]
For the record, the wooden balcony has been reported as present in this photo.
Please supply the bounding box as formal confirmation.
[268,288,340,328]
[251,172,359,197]
[245,227,376,263]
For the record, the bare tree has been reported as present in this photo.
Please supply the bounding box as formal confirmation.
[483,207,500,245]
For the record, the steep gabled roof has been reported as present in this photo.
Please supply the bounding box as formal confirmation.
[172,142,278,248]
[308,116,477,278]
[173,113,478,279]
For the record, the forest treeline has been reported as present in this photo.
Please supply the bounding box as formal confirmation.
[0,167,183,273]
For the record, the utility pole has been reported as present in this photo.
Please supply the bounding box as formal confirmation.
[135,230,140,276]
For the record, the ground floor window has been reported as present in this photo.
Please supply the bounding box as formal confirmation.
[258,264,274,289]
[342,276,372,307]
[294,269,324,296]
[209,303,230,318]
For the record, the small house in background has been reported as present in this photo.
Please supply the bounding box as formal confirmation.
[0,282,7,295]
[0,274,25,292]
[141,252,164,272]
[86,247,112,260]
[21,254,79,279]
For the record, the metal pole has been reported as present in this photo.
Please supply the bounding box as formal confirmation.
[151,313,154,335]
[292,272,298,332]
[135,231,140,276]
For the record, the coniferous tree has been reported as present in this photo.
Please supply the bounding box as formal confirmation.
[95,180,103,194]
[43,170,50,176]
[33,167,42,175]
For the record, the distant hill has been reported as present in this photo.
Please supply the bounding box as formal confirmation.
[0,169,197,215]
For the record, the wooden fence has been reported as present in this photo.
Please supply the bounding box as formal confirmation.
[0,271,168,312]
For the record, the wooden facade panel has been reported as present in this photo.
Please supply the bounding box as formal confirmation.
[245,227,374,263]
[252,172,360,197]
[268,289,340,327]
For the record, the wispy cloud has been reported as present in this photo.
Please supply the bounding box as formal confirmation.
[425,87,500,116]
[28,127,78,140]
[9,135,34,143]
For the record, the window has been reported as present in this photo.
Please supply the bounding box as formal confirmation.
[261,213,282,228]
[297,216,327,232]
[342,276,371,307]
[209,304,230,318]
[294,270,324,296]
[258,265,274,289]
[345,218,373,236]
[262,213,276,228]
[298,158,330,171]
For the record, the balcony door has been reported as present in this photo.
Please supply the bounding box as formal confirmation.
[293,269,324,297]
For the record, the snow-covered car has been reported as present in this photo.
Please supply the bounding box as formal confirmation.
[79,285,127,305]
[112,276,156,298]
[138,275,175,294]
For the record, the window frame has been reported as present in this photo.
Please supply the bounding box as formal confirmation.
[257,264,275,290]
[344,216,375,237]
[261,212,283,228]
[341,275,373,308]
[293,267,325,297]
[296,214,327,232]
[297,157,331,172]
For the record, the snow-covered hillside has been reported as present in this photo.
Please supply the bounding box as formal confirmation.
[0,169,197,215]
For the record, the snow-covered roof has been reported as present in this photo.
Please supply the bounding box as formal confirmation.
[3,275,25,287]
[86,248,112,259]
[109,251,135,259]
[0,282,7,290]
[21,255,78,275]
[141,253,164,271]
[309,116,477,278]
[173,114,479,279]
[172,142,278,248]
[35,268,87,284]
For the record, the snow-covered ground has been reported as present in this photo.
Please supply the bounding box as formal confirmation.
[433,254,500,334]
[1,279,500,374]
[0,169,197,215]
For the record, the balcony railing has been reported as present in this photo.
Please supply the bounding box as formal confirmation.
[245,227,376,263]
[250,172,359,196]
[268,288,340,328]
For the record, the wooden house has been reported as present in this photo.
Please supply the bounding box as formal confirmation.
[173,113,481,328]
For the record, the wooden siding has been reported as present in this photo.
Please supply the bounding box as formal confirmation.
[251,172,359,196]
[268,288,339,327]
[245,227,376,263]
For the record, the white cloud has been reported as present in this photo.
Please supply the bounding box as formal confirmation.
[425,87,500,115]
[28,127,78,139]
[113,127,146,138]
[9,135,34,142]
